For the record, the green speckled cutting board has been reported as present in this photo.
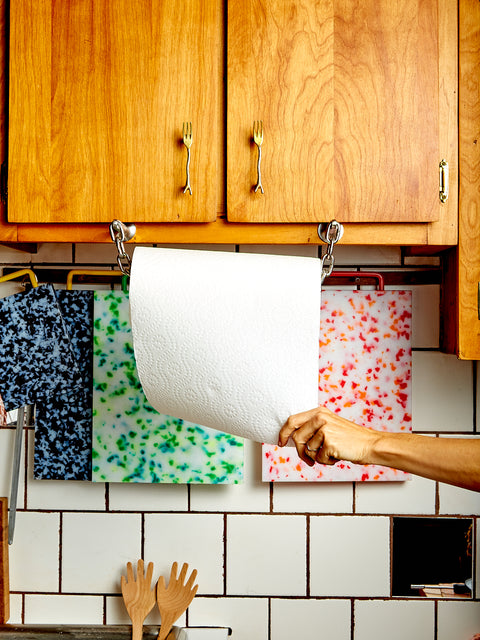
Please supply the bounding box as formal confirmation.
[92,291,243,483]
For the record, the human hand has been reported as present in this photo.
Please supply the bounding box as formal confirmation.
[278,406,380,467]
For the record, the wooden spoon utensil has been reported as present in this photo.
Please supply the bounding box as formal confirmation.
[121,559,156,640]
[156,562,198,640]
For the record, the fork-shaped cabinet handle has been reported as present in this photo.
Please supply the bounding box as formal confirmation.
[253,121,264,194]
[255,146,264,194]
[182,122,193,196]
[183,146,192,195]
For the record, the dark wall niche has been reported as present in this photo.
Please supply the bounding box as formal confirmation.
[392,517,473,598]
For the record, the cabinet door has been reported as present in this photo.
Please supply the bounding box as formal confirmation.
[227,0,448,224]
[8,0,219,223]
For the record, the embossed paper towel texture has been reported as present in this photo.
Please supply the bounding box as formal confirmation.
[130,248,322,444]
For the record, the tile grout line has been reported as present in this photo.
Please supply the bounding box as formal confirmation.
[58,512,63,595]
[223,513,227,597]
[306,515,310,598]
[350,598,355,640]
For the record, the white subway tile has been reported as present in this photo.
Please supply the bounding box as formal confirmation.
[74,242,133,264]
[109,482,188,512]
[106,594,162,625]
[403,256,440,267]
[75,243,233,265]
[226,514,306,596]
[271,598,351,640]
[238,245,318,257]
[188,596,268,640]
[10,512,60,592]
[144,514,224,595]
[0,280,26,297]
[438,436,480,515]
[367,278,439,349]
[0,243,72,264]
[0,245,33,263]
[0,430,25,508]
[175,629,230,640]
[354,600,434,640]
[157,245,235,252]
[437,601,480,640]
[26,432,106,510]
[332,246,402,266]
[190,440,269,513]
[7,595,23,624]
[310,516,390,597]
[412,352,474,432]
[35,244,74,263]
[24,594,103,624]
[355,475,436,515]
[27,476,106,511]
[62,513,141,594]
[409,285,440,349]
[272,482,354,514]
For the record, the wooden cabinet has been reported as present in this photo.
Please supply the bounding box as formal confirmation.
[0,0,457,246]
[7,0,220,223]
[227,0,456,227]
[441,0,480,360]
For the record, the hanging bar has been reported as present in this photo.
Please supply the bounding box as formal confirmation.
[324,271,385,290]
[0,268,38,288]
[66,269,123,290]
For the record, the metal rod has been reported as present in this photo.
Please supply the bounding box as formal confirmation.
[8,406,27,545]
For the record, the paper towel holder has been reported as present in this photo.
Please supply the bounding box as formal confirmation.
[109,220,137,276]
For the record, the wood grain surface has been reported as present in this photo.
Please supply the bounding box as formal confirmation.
[8,0,219,223]
[0,497,9,624]
[227,0,452,224]
[458,0,480,359]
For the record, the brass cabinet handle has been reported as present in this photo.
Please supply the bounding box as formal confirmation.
[439,159,449,203]
[253,120,264,194]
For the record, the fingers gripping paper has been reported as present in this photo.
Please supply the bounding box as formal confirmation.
[129,248,321,444]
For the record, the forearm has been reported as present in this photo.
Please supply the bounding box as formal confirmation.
[280,407,480,492]
[368,433,480,492]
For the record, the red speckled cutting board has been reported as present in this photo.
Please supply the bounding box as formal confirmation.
[263,290,412,482]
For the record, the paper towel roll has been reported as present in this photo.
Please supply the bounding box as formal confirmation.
[129,247,321,444]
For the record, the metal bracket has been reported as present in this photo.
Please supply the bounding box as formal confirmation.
[109,220,136,276]
[318,220,344,283]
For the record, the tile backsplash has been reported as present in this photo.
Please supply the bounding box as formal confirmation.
[0,242,479,640]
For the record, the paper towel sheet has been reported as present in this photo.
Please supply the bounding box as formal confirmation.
[130,248,321,444]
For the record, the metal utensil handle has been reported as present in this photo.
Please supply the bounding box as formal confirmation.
[8,406,26,544]
[254,145,264,194]
[183,146,192,195]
